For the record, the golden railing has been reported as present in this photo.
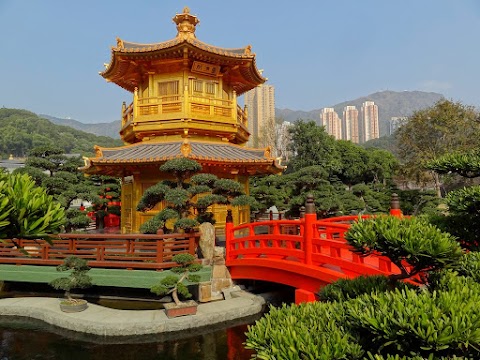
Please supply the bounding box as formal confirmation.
[121,94,248,128]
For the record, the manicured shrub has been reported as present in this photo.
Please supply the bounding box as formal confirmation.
[345,216,463,283]
[318,275,414,302]
[139,218,164,234]
[345,286,480,358]
[245,302,364,360]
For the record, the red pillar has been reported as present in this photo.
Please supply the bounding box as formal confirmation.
[303,194,317,266]
[225,209,234,262]
[389,193,403,217]
[295,289,317,304]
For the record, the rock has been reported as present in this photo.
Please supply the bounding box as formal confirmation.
[199,222,216,261]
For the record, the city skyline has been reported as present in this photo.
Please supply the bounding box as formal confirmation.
[321,102,379,144]
[1,1,480,123]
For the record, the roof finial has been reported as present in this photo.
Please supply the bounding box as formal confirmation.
[173,7,199,40]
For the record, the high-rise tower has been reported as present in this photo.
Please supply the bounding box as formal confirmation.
[244,84,276,151]
[320,108,342,140]
[361,101,379,142]
[343,106,359,143]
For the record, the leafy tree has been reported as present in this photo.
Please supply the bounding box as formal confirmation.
[427,149,480,250]
[335,140,370,188]
[395,189,442,216]
[14,146,95,209]
[14,146,100,232]
[286,120,340,174]
[249,174,291,213]
[395,99,480,196]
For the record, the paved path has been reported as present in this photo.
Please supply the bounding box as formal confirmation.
[0,291,265,336]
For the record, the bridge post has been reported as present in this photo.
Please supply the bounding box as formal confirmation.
[225,210,234,262]
[389,193,403,217]
[304,194,316,266]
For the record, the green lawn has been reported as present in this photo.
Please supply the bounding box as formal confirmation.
[0,264,212,289]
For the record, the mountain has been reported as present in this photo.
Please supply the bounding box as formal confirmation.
[275,90,444,136]
[40,114,122,139]
[40,90,444,139]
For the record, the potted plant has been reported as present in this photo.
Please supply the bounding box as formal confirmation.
[150,253,202,318]
[49,256,93,312]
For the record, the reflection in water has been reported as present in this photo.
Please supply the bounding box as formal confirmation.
[0,317,255,360]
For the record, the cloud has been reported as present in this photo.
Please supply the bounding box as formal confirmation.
[418,80,452,93]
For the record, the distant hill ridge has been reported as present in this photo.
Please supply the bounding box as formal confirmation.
[42,90,444,138]
[277,90,444,136]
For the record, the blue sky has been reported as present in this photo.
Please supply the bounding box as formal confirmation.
[1,0,479,123]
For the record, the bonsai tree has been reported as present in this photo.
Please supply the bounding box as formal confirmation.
[86,175,121,230]
[0,172,65,243]
[345,215,463,285]
[49,256,93,305]
[137,158,257,233]
[13,146,96,233]
[150,253,202,306]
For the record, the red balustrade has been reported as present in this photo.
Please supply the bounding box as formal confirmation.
[0,233,199,270]
[226,195,404,303]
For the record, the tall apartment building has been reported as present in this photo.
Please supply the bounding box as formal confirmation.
[320,108,342,140]
[244,84,276,150]
[343,105,360,143]
[361,101,379,142]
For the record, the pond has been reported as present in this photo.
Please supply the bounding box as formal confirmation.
[0,316,256,360]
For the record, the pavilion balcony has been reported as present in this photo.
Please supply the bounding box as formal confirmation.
[121,94,249,143]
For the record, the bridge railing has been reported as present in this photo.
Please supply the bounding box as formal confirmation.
[225,193,404,276]
[226,219,305,262]
[0,232,199,270]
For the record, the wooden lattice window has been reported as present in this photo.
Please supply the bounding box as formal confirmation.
[205,81,216,95]
[193,80,203,93]
[158,80,179,96]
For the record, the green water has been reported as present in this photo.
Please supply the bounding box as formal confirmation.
[0,316,256,360]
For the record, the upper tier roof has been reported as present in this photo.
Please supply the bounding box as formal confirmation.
[100,7,266,95]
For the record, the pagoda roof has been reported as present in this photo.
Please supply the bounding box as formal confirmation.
[82,140,284,176]
[100,7,266,95]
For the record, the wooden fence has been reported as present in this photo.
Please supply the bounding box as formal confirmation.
[0,233,199,270]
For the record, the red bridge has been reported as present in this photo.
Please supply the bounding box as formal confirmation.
[225,195,403,304]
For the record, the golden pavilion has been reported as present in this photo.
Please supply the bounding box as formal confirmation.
[83,7,283,233]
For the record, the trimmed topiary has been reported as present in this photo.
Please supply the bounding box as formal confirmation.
[318,275,415,302]
[139,218,165,234]
[345,216,463,284]
[245,302,364,360]
[150,253,202,306]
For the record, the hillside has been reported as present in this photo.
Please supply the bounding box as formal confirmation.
[41,114,122,139]
[0,108,123,158]
[276,90,444,136]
